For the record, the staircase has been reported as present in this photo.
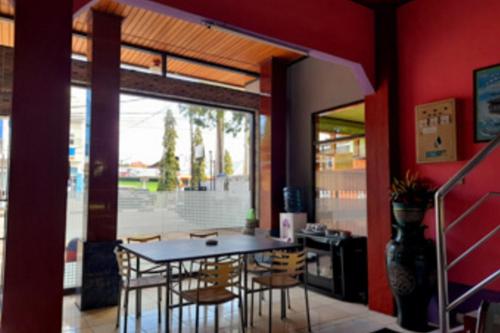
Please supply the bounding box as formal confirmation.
[435,134,500,332]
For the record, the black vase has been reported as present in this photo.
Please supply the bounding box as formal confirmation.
[386,224,437,332]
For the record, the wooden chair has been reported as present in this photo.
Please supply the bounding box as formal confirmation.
[187,231,221,289]
[127,235,189,316]
[127,235,171,319]
[247,252,292,316]
[476,301,500,333]
[178,257,245,333]
[251,250,311,332]
[115,247,166,333]
[127,235,166,275]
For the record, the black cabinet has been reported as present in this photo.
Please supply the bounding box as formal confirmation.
[297,233,368,303]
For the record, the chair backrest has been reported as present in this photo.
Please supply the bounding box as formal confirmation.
[127,235,161,243]
[197,258,241,290]
[476,301,500,333]
[190,231,219,239]
[271,250,306,276]
[126,235,163,273]
[114,247,131,282]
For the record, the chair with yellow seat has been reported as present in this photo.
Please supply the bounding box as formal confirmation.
[251,250,311,332]
[178,257,245,333]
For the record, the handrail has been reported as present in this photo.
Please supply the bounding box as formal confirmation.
[435,133,500,333]
[447,269,500,312]
[445,192,500,233]
[435,134,500,199]
[447,225,499,270]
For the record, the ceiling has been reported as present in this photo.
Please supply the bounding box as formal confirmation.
[0,0,303,88]
[317,103,365,136]
[322,103,365,123]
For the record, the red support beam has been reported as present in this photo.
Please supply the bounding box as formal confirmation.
[86,10,122,242]
[1,0,73,331]
[365,6,398,315]
[77,10,123,311]
[259,58,287,234]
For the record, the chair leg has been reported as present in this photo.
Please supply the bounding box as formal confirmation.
[116,285,122,328]
[178,292,183,333]
[250,280,255,326]
[188,261,194,289]
[259,290,263,316]
[287,288,291,310]
[195,304,200,333]
[214,305,219,333]
[304,284,312,332]
[280,289,286,320]
[124,289,129,333]
[238,294,246,333]
[268,287,273,333]
[157,286,162,324]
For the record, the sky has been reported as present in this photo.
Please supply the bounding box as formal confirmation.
[70,87,250,176]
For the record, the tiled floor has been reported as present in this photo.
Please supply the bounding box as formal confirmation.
[62,283,424,333]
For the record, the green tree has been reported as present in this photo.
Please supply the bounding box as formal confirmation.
[191,127,207,189]
[179,104,210,182]
[157,109,179,191]
[180,105,250,177]
[223,150,234,176]
[225,112,251,175]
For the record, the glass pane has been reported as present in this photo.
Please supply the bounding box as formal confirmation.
[0,117,10,307]
[117,95,253,240]
[315,103,367,236]
[64,86,89,289]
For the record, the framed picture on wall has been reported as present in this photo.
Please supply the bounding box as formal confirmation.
[474,63,500,142]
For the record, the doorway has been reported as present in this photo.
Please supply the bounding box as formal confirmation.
[313,102,367,236]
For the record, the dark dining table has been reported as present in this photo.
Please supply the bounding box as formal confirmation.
[119,234,300,332]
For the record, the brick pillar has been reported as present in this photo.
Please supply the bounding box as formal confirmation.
[259,58,287,236]
[79,10,122,310]
[1,0,73,331]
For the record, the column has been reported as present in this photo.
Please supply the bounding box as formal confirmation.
[259,58,287,236]
[365,6,398,315]
[1,0,73,331]
[79,10,122,310]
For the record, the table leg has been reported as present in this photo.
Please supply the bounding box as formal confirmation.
[136,257,141,318]
[243,254,248,327]
[165,262,171,333]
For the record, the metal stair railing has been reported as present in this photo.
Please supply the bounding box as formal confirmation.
[435,134,500,333]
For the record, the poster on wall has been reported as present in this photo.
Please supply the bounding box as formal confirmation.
[474,64,500,142]
[415,99,457,164]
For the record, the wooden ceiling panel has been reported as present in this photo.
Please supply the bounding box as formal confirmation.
[0,0,13,16]
[73,0,302,76]
[1,0,300,87]
[0,20,13,48]
[167,58,254,87]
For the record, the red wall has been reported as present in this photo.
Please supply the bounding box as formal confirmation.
[74,0,374,83]
[398,0,500,290]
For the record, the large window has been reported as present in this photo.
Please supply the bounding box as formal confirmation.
[64,86,89,289]
[62,90,255,289]
[0,116,9,308]
[314,102,367,236]
[117,94,254,239]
